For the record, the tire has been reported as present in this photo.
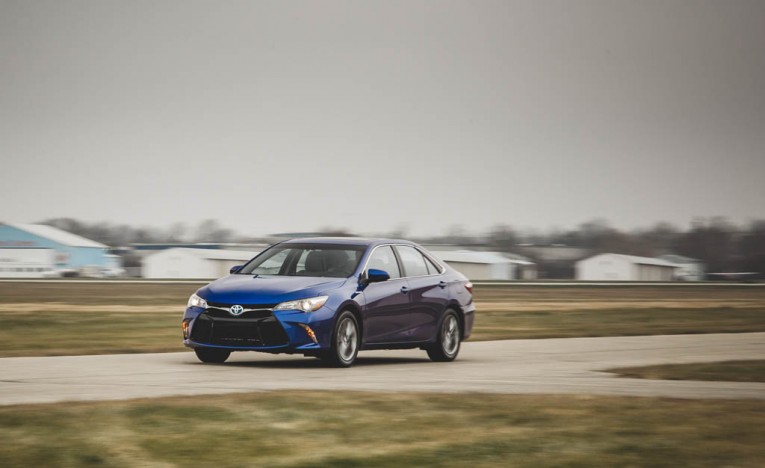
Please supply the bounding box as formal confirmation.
[194,347,231,363]
[322,310,360,367]
[427,310,461,362]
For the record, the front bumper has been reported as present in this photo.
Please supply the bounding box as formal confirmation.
[183,304,334,352]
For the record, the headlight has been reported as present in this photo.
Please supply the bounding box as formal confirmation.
[274,296,328,312]
[187,293,207,309]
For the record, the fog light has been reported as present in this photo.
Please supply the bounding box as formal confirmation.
[298,323,318,344]
[182,319,191,339]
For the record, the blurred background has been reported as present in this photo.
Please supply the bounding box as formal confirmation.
[2,0,764,281]
[2,3,765,467]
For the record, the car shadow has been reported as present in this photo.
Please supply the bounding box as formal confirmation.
[220,355,432,369]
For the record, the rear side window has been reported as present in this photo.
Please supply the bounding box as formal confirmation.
[395,245,429,277]
[366,245,401,279]
[423,255,442,274]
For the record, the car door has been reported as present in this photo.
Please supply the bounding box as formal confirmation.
[394,245,450,342]
[360,245,410,344]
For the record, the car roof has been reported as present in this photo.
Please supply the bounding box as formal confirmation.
[280,237,414,247]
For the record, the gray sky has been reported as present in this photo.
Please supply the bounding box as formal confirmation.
[2,0,764,237]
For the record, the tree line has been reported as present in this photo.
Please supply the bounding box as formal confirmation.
[41,216,765,276]
[425,218,765,276]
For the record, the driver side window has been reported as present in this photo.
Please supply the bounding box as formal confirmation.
[251,249,291,275]
[367,246,401,279]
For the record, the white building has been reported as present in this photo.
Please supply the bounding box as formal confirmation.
[0,223,113,277]
[575,253,679,281]
[0,248,55,278]
[432,250,533,280]
[142,248,259,279]
[658,254,705,281]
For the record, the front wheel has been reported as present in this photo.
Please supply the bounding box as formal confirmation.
[194,347,231,363]
[427,310,461,362]
[322,311,360,367]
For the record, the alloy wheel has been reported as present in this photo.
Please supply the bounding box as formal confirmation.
[337,316,358,363]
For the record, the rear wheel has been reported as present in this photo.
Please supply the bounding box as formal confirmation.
[194,347,231,363]
[322,311,360,367]
[427,310,461,362]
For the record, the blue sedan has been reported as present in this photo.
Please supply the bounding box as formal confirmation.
[182,238,475,367]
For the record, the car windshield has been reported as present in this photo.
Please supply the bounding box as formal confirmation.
[237,244,365,278]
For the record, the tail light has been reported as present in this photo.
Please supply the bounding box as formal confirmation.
[464,281,473,294]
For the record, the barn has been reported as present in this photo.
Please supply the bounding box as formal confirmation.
[659,254,705,281]
[0,223,113,277]
[575,253,679,281]
[142,248,259,279]
[432,250,533,280]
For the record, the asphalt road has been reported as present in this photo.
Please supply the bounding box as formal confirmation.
[1,333,764,405]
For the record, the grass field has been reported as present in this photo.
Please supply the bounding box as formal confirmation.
[609,360,765,383]
[0,282,764,357]
[2,285,764,467]
[0,391,763,467]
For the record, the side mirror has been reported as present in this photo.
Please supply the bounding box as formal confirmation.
[229,265,243,274]
[366,268,390,283]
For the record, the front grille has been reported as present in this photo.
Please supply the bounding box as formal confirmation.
[204,308,272,319]
[190,310,289,347]
[207,301,277,309]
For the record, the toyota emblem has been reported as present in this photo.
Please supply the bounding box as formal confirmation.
[229,304,245,316]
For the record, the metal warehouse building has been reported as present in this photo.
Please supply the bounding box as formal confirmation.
[659,254,705,281]
[0,223,114,277]
[575,253,679,281]
[143,248,259,279]
[432,250,534,280]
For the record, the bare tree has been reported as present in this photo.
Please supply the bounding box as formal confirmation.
[194,219,233,243]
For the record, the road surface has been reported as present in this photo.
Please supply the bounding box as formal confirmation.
[1,333,764,405]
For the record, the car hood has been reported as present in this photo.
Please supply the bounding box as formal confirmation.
[197,274,349,305]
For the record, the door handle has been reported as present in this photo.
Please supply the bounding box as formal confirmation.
[400,286,409,294]
[438,281,447,289]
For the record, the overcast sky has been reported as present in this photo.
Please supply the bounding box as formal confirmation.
[1,0,764,237]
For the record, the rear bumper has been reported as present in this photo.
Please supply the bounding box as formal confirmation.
[462,305,476,340]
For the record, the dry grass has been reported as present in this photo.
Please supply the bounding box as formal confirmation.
[471,307,765,340]
[0,282,194,357]
[470,284,765,340]
[473,284,765,306]
[0,282,763,357]
[0,391,764,467]
[0,282,196,305]
[0,308,183,357]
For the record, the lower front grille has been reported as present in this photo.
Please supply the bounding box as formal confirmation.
[189,311,289,347]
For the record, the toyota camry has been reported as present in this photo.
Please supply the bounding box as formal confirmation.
[182,238,475,367]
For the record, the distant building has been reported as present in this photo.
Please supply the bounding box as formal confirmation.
[515,245,592,279]
[0,248,55,278]
[502,252,538,280]
[658,254,705,281]
[431,250,534,280]
[132,243,223,253]
[575,253,679,281]
[0,223,114,277]
[142,248,259,279]
[517,245,591,263]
